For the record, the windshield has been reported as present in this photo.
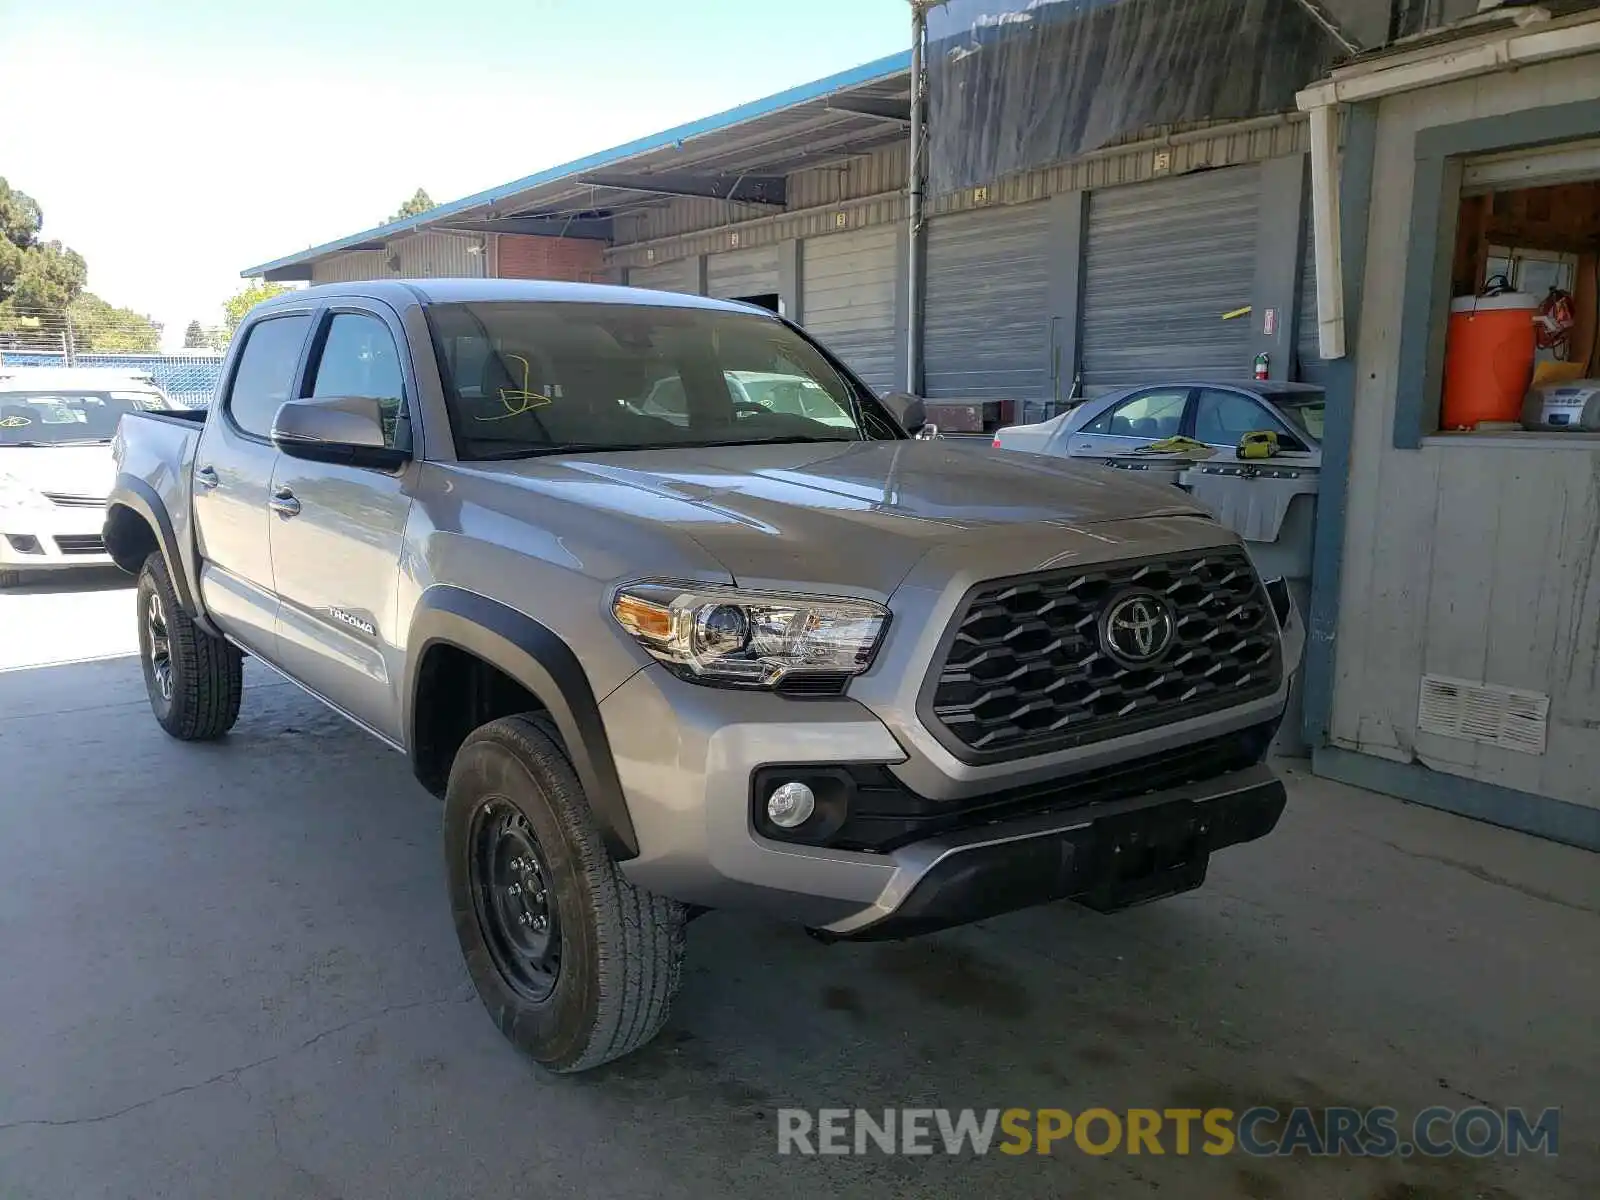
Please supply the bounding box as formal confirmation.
[1274,393,1325,443]
[0,391,142,447]
[426,301,900,460]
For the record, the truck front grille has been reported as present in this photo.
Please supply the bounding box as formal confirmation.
[53,534,106,555]
[924,547,1281,763]
[42,492,107,509]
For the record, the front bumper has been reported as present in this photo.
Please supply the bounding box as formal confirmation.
[601,665,1289,934]
[0,505,111,570]
[819,762,1284,939]
[599,567,1302,935]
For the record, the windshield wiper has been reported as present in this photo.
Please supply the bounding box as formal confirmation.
[716,434,856,446]
[1,440,57,448]
[468,434,857,461]
[469,441,683,461]
[47,438,114,446]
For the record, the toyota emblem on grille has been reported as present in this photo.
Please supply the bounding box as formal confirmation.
[1101,593,1175,665]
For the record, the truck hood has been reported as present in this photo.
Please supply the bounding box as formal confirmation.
[0,444,115,499]
[469,439,1213,597]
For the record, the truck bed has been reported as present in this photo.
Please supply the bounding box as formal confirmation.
[112,408,206,582]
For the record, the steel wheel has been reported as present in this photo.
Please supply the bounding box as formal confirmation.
[469,798,562,1002]
[145,588,173,703]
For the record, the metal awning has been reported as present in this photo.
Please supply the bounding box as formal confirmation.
[243,52,913,280]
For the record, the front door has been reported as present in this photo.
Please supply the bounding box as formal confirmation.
[268,306,416,742]
[192,311,314,655]
[1066,386,1193,458]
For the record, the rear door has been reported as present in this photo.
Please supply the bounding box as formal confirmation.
[268,303,417,741]
[192,310,314,655]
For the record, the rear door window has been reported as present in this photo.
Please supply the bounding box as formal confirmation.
[227,315,312,438]
[1194,388,1303,449]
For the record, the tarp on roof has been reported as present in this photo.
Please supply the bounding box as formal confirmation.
[926,0,1340,194]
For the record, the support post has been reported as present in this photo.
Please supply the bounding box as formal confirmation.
[1249,155,1308,380]
[777,239,802,323]
[905,3,928,395]
[1308,103,1346,359]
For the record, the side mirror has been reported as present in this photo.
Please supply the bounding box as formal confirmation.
[881,391,929,437]
[272,397,408,470]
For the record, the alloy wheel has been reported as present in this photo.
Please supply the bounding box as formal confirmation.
[146,589,173,703]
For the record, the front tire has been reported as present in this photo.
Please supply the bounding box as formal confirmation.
[136,551,243,740]
[444,715,686,1073]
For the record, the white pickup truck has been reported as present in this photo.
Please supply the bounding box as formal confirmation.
[106,278,1302,1072]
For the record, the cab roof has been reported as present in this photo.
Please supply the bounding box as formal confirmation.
[259,278,775,317]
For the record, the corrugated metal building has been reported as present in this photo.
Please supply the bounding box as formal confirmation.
[244,52,1326,420]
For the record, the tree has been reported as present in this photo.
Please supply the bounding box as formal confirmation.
[0,178,41,251]
[388,188,434,223]
[0,176,88,334]
[183,319,207,349]
[7,241,87,313]
[67,292,162,352]
[221,279,291,343]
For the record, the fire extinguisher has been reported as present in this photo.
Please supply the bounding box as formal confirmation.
[1253,352,1270,381]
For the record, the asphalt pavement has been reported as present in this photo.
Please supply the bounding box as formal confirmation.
[1,570,1595,1199]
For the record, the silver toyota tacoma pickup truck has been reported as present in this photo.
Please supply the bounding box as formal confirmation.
[106,279,1302,1073]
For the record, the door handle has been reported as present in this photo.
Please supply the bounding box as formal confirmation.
[196,465,219,489]
[269,488,301,518]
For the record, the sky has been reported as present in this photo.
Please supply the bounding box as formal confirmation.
[0,0,911,349]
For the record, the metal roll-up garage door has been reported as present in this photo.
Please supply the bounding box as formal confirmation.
[1295,215,1327,387]
[706,245,779,300]
[629,258,698,294]
[802,226,899,393]
[923,200,1051,402]
[1081,166,1261,390]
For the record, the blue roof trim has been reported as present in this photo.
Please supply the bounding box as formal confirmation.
[243,49,913,277]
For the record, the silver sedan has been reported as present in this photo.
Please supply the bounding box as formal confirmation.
[993,380,1325,459]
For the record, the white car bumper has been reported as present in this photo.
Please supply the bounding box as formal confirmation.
[0,500,112,570]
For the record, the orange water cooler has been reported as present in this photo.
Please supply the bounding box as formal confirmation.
[1441,293,1539,430]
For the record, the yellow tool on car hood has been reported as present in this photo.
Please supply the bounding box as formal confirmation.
[1237,430,1279,459]
[1131,435,1214,457]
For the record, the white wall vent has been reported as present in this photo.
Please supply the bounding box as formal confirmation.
[1417,675,1550,755]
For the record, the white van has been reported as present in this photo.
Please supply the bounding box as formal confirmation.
[0,368,172,586]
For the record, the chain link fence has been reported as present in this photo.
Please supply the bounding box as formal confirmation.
[0,349,224,409]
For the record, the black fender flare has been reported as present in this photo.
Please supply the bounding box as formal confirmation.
[104,475,214,631]
[403,586,639,861]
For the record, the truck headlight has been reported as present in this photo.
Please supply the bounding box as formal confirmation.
[612,581,889,689]
[0,473,47,512]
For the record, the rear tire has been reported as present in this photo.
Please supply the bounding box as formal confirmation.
[444,715,686,1073]
[136,551,243,740]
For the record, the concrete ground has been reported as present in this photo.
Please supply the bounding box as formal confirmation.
[1,571,1595,1200]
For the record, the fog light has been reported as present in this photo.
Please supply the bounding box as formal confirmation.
[766,781,816,829]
